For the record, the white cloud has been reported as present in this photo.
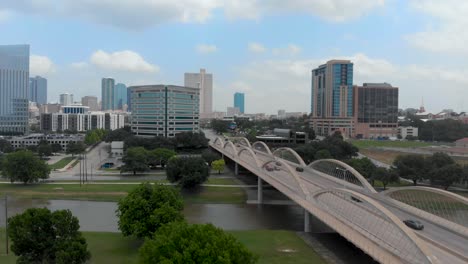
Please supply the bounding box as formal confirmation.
[248,42,267,53]
[407,0,468,54]
[30,55,56,76]
[272,44,302,56]
[70,62,88,69]
[0,0,384,29]
[90,50,159,73]
[225,0,385,22]
[196,44,218,54]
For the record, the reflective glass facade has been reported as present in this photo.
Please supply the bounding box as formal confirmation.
[101,78,115,110]
[29,76,47,104]
[234,92,245,113]
[114,83,127,110]
[0,45,30,134]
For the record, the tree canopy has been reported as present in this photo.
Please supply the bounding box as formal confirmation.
[392,154,427,185]
[166,157,210,188]
[0,139,13,153]
[66,141,86,156]
[148,148,177,168]
[138,221,258,264]
[2,150,50,183]
[201,149,221,166]
[8,208,90,264]
[346,158,377,179]
[211,159,225,174]
[372,167,399,190]
[116,183,184,238]
[293,132,358,162]
[120,147,149,175]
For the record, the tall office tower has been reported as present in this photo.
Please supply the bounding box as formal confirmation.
[59,93,74,106]
[234,92,245,114]
[81,96,99,111]
[184,69,212,118]
[114,83,127,110]
[127,87,132,112]
[101,77,115,111]
[129,85,200,137]
[29,76,47,104]
[354,83,399,139]
[0,44,30,135]
[310,60,354,137]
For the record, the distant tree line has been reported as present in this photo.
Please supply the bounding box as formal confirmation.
[400,117,468,142]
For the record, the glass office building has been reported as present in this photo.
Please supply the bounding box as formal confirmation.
[29,76,47,104]
[129,85,200,137]
[101,78,115,110]
[114,83,127,110]
[234,92,245,114]
[0,44,30,134]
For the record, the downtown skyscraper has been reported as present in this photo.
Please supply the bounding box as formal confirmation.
[0,44,30,135]
[310,60,354,137]
[29,76,47,104]
[101,77,115,111]
[234,92,245,114]
[184,69,212,118]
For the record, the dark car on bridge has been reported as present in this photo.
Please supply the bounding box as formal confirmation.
[403,220,424,230]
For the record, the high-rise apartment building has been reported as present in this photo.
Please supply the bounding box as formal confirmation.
[184,69,212,118]
[0,44,30,135]
[354,83,399,139]
[101,78,115,111]
[127,87,132,112]
[59,93,74,106]
[29,76,47,104]
[114,83,127,110]
[129,85,200,137]
[234,92,245,114]
[81,96,99,111]
[310,60,354,137]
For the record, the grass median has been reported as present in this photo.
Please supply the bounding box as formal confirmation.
[0,179,246,204]
[0,230,325,264]
[48,157,75,170]
[350,140,431,149]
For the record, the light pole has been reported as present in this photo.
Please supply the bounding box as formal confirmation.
[335,167,347,189]
[378,120,382,139]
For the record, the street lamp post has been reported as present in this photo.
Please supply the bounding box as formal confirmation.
[335,167,348,189]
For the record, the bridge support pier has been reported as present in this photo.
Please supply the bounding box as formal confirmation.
[257,177,263,204]
[234,163,239,176]
[304,209,310,232]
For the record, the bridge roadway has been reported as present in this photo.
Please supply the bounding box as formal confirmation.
[209,136,467,264]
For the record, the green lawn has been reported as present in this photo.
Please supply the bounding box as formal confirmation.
[372,180,412,188]
[350,140,431,149]
[0,182,246,204]
[0,230,325,264]
[48,157,75,170]
[205,177,239,185]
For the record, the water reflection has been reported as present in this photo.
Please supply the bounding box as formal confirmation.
[0,198,332,233]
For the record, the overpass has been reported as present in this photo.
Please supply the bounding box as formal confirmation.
[210,136,468,264]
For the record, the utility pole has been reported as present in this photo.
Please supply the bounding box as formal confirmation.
[5,195,8,255]
[79,153,82,187]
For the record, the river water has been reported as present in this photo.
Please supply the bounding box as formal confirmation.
[0,198,332,233]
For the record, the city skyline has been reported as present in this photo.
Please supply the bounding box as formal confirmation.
[2,1,468,113]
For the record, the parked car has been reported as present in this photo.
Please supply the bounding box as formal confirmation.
[403,220,424,230]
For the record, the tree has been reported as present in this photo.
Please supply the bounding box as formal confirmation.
[173,131,209,150]
[121,147,149,175]
[294,144,317,164]
[66,141,86,156]
[84,130,100,145]
[429,164,463,190]
[315,149,332,160]
[372,167,399,190]
[37,141,53,157]
[105,127,133,142]
[51,143,63,153]
[117,183,184,238]
[166,157,210,188]
[427,152,455,169]
[211,159,225,174]
[346,158,377,180]
[393,155,427,185]
[201,149,221,166]
[8,208,90,264]
[139,221,257,264]
[2,150,50,183]
[148,148,176,168]
[211,119,229,134]
[0,139,13,153]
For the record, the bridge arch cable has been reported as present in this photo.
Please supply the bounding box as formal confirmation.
[230,137,252,148]
[311,188,435,264]
[381,186,468,232]
[223,141,238,158]
[308,159,377,193]
[213,137,225,148]
[252,141,273,155]
[272,147,307,167]
[237,147,262,169]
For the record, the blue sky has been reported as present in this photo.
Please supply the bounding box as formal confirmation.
[1,0,466,114]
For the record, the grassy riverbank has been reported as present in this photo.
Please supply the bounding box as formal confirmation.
[48,157,75,170]
[0,230,325,264]
[0,178,245,204]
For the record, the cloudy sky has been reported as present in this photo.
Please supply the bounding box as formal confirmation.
[1,0,466,114]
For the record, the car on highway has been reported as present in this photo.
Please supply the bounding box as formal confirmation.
[296,167,304,172]
[403,220,424,230]
[265,165,274,171]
